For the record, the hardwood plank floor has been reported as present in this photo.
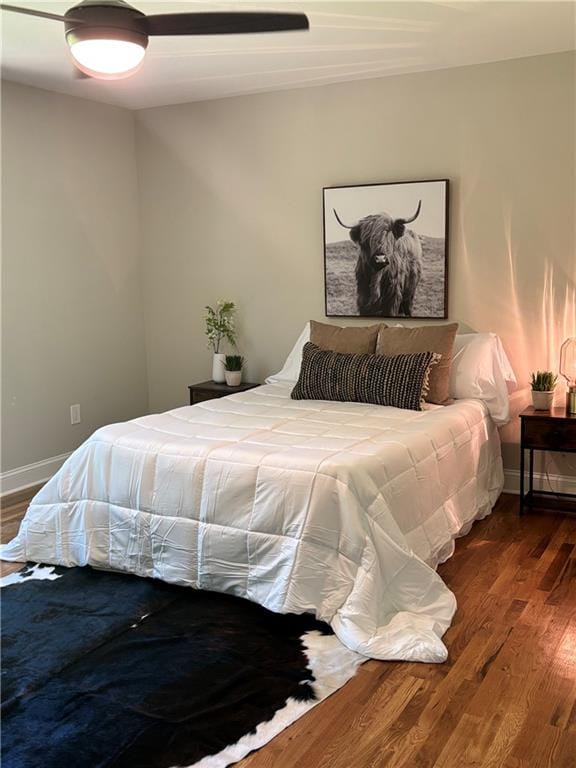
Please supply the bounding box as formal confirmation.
[2,491,575,766]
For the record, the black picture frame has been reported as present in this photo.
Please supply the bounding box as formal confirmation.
[323,179,449,319]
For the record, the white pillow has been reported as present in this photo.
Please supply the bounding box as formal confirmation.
[450,333,516,424]
[266,323,310,384]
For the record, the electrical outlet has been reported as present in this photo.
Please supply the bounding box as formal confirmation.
[70,404,81,425]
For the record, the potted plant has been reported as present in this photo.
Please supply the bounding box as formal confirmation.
[530,371,557,410]
[224,355,244,387]
[205,300,237,383]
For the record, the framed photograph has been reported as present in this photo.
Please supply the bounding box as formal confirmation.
[323,179,449,319]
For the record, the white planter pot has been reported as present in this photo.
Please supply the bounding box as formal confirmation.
[212,353,226,383]
[225,371,242,387]
[531,390,555,410]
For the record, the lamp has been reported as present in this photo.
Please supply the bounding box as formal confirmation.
[64,2,149,80]
[560,337,576,415]
[66,27,147,79]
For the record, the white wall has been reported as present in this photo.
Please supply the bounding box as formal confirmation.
[135,52,575,473]
[1,82,148,483]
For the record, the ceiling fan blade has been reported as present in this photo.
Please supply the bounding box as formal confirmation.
[0,3,73,22]
[145,11,309,37]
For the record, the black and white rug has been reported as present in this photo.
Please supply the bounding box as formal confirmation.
[1,564,364,768]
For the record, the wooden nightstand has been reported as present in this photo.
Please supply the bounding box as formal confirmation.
[188,380,261,405]
[519,407,576,515]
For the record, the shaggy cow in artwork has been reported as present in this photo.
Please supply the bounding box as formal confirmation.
[334,201,423,317]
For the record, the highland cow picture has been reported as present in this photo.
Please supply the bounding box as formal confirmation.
[323,179,449,319]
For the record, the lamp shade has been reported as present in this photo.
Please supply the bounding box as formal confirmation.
[560,337,576,386]
[70,38,146,78]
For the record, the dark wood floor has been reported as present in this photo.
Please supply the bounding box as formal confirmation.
[2,491,575,767]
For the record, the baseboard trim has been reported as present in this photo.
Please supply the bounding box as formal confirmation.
[0,452,72,497]
[504,469,576,496]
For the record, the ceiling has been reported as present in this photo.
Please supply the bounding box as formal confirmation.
[1,1,575,110]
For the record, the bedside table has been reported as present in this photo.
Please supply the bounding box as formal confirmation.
[188,380,261,405]
[519,407,576,515]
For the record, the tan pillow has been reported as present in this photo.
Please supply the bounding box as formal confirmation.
[375,324,458,404]
[310,320,385,355]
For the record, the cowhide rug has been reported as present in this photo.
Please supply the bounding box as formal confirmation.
[1,564,364,768]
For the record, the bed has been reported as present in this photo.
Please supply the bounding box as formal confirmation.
[1,380,504,663]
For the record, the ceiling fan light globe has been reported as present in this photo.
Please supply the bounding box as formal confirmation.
[70,38,145,78]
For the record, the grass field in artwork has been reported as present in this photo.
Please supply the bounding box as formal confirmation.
[325,235,446,318]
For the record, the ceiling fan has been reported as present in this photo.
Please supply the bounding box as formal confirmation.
[0,0,310,80]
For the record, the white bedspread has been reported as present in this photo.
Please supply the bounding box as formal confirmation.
[1,383,503,662]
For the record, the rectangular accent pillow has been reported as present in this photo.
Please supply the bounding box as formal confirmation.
[291,342,440,411]
[310,320,385,355]
[375,323,458,405]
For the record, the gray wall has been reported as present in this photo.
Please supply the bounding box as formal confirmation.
[1,82,148,473]
[135,52,575,473]
[2,51,575,482]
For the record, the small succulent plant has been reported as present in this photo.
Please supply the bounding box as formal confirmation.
[530,371,557,392]
[224,355,244,372]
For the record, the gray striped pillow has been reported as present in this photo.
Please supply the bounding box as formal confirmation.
[291,343,440,410]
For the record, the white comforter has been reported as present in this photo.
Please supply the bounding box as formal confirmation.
[1,384,503,662]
